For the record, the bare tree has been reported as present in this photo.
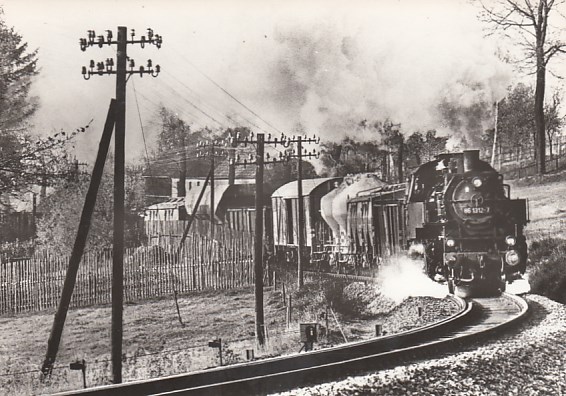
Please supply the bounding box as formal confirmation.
[480,0,566,175]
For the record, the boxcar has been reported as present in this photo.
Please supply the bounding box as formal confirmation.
[271,177,342,264]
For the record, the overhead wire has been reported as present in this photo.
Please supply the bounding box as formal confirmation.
[160,69,269,133]
[130,78,154,178]
[177,52,285,135]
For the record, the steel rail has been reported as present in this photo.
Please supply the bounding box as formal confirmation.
[54,293,527,396]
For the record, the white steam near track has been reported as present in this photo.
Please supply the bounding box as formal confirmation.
[376,255,448,303]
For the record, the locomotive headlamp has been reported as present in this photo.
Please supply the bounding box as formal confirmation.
[446,239,456,247]
[505,250,520,266]
[472,177,483,188]
[505,236,517,246]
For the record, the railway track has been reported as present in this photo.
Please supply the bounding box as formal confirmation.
[56,293,528,396]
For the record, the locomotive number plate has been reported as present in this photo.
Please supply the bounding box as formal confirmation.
[463,206,491,215]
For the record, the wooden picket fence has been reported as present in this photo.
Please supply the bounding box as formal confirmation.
[0,229,255,315]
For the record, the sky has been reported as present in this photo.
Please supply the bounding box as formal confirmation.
[2,0,565,164]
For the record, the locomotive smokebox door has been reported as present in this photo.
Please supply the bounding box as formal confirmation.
[300,323,318,343]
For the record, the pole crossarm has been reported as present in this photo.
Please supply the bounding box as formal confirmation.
[80,28,162,51]
[80,28,162,80]
[197,139,229,158]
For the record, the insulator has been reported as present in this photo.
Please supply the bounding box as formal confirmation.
[147,59,152,68]
[304,149,307,154]
[82,66,87,75]
[106,30,113,41]
[89,59,95,68]
[267,133,272,140]
[131,29,136,39]
[129,59,135,68]
[97,35,104,47]
[266,153,270,160]
[147,28,153,39]
[139,66,145,74]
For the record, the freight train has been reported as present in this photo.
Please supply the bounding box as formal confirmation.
[271,150,529,297]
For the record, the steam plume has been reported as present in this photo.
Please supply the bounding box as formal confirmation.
[232,8,512,146]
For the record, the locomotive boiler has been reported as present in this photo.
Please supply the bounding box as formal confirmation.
[405,150,528,296]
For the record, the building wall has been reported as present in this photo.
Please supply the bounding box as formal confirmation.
[171,178,254,198]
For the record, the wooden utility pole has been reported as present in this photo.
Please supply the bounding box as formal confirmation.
[76,27,161,384]
[198,139,225,239]
[284,135,320,289]
[255,133,265,345]
[491,101,499,168]
[296,137,304,288]
[112,26,127,384]
[228,131,289,345]
[41,101,116,377]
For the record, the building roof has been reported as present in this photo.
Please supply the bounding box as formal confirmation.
[271,177,342,199]
[146,197,185,210]
[143,156,255,180]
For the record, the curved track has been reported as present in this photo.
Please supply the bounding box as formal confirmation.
[56,293,527,396]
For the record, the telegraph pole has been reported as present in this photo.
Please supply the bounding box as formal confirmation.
[228,131,287,345]
[113,26,127,385]
[79,27,161,384]
[296,137,304,288]
[255,133,265,345]
[197,138,226,238]
[284,135,320,289]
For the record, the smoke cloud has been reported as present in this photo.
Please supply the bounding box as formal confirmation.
[230,5,512,147]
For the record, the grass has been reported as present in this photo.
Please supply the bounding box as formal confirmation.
[509,169,566,303]
[509,169,566,240]
[0,274,455,395]
[0,286,290,394]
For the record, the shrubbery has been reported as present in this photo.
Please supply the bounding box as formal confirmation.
[527,237,566,304]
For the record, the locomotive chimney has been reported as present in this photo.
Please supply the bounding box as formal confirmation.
[463,150,480,173]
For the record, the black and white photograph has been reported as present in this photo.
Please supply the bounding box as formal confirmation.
[0,0,565,394]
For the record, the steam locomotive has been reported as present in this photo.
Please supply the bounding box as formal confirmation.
[405,150,528,296]
[271,150,529,297]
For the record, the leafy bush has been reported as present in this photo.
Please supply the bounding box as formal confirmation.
[528,237,566,303]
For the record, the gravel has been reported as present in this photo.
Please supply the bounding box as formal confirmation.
[274,294,566,395]
[330,282,458,342]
